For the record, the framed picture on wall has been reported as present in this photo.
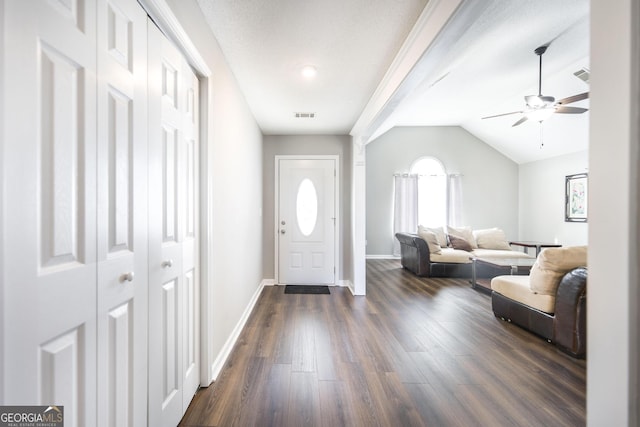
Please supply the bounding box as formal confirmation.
[565,173,588,222]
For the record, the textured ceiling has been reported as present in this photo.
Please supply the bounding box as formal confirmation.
[196,0,428,135]
[196,0,589,163]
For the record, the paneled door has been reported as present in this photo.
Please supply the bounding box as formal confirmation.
[148,21,201,427]
[1,2,98,426]
[95,0,148,426]
[277,158,336,284]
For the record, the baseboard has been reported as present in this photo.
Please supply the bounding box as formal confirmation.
[340,280,356,295]
[209,279,266,382]
[366,254,401,259]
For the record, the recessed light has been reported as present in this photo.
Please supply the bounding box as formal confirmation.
[301,65,317,79]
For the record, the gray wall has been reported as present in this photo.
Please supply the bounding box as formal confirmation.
[519,150,588,246]
[263,135,352,281]
[168,0,265,361]
[366,126,519,256]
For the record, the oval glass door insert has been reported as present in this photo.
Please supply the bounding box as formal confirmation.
[296,178,318,236]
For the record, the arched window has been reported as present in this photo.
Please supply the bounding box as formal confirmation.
[410,157,447,227]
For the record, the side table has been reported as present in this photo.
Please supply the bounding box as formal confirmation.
[509,241,561,257]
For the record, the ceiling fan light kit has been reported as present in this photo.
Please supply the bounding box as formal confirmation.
[482,44,589,128]
[525,95,554,109]
[526,107,556,123]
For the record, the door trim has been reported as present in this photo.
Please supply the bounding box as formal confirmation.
[138,0,211,76]
[274,155,340,285]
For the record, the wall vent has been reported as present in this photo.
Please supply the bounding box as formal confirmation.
[573,67,590,84]
[294,112,316,118]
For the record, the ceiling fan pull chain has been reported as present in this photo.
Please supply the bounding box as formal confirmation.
[539,122,544,149]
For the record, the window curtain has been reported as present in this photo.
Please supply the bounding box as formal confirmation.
[447,174,463,227]
[393,174,419,256]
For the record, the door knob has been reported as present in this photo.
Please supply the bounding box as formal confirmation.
[121,272,135,282]
[162,259,174,268]
[280,229,286,234]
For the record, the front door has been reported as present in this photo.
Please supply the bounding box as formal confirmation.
[277,158,336,284]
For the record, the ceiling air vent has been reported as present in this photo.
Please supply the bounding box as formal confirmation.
[573,67,590,84]
[294,112,316,118]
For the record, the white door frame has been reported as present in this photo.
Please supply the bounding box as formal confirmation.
[274,155,340,285]
[137,0,215,385]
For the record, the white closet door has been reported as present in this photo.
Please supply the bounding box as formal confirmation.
[95,0,148,426]
[1,2,98,427]
[181,62,201,412]
[148,21,200,427]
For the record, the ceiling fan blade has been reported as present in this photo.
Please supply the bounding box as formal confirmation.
[482,111,524,119]
[555,106,588,114]
[556,92,589,105]
[512,116,528,127]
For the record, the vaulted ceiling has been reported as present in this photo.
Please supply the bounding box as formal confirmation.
[196,0,590,164]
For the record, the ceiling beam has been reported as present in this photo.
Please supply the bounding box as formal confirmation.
[350,0,490,144]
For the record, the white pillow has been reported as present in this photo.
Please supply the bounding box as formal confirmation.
[447,226,477,249]
[419,225,448,247]
[417,229,442,255]
[473,228,512,250]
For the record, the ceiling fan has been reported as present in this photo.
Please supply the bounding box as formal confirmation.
[482,44,589,127]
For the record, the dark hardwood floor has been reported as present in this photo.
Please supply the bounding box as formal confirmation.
[179,259,586,427]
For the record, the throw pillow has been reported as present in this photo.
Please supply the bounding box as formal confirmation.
[447,226,477,249]
[448,234,473,252]
[529,246,588,295]
[473,228,512,250]
[419,225,448,247]
[417,229,442,255]
[537,245,587,270]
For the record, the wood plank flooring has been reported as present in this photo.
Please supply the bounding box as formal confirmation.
[179,259,586,427]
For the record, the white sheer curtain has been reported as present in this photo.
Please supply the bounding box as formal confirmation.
[393,174,419,256]
[447,174,463,227]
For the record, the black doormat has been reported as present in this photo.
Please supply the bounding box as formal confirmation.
[284,285,330,294]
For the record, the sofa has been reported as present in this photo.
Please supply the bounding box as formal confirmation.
[490,246,587,358]
[395,226,533,278]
